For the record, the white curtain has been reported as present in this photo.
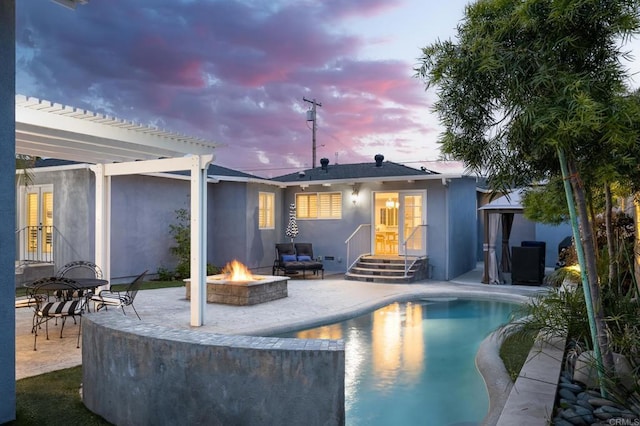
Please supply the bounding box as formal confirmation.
[488,213,501,284]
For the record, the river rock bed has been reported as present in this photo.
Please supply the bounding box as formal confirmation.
[552,342,639,425]
[552,371,638,425]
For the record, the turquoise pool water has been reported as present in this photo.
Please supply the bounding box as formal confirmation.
[278,298,515,426]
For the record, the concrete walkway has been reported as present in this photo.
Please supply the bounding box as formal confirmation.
[16,268,545,380]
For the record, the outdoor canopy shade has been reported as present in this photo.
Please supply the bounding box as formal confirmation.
[478,190,524,284]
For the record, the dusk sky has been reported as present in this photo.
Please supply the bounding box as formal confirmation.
[16,0,640,177]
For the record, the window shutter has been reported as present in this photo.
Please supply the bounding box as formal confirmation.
[318,193,341,218]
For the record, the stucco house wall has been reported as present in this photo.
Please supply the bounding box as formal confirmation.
[280,177,478,280]
[110,174,190,281]
[447,178,479,280]
[282,182,362,273]
[535,223,572,267]
[212,182,284,273]
[27,167,95,271]
[23,160,485,283]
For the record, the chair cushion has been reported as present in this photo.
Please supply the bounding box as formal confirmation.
[297,255,312,261]
[15,297,37,309]
[38,300,83,317]
[281,254,297,262]
[94,294,124,306]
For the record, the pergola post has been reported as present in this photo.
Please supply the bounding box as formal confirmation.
[190,155,210,326]
[92,163,111,284]
[92,155,213,326]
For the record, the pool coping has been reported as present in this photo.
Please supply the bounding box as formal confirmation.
[478,329,565,426]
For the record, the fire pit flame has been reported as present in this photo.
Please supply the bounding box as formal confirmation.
[222,259,256,282]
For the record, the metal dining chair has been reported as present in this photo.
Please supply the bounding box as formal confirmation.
[57,260,104,310]
[91,270,147,320]
[28,276,86,351]
[57,260,103,279]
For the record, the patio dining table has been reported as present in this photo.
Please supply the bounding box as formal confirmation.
[24,277,109,312]
[23,277,108,292]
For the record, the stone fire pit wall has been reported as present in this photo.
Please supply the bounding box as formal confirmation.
[82,313,345,426]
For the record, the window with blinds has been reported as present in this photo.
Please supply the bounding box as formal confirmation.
[27,193,39,253]
[258,192,275,229]
[42,191,53,253]
[296,192,342,219]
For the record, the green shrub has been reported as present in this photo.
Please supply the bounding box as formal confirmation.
[169,208,191,280]
[156,266,175,281]
[168,208,222,279]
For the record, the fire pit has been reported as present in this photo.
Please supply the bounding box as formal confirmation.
[184,260,289,305]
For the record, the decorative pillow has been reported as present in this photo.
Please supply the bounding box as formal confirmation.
[297,255,312,261]
[281,254,297,262]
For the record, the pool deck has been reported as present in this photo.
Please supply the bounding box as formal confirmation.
[15,265,557,425]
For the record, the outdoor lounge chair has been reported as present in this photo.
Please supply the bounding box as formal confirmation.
[91,270,147,319]
[273,243,324,279]
[294,243,324,278]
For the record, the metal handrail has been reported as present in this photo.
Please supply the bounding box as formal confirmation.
[401,224,428,277]
[345,224,372,272]
[15,225,84,271]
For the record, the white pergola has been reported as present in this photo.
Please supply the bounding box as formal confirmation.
[15,94,216,326]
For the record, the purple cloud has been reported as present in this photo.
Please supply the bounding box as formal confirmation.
[16,0,439,176]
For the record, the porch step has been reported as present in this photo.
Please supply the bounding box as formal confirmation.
[345,256,429,284]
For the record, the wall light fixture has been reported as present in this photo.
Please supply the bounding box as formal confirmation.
[351,186,360,205]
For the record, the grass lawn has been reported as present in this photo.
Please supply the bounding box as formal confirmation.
[10,366,109,426]
[499,332,535,381]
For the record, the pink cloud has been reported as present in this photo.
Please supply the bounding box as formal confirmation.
[16,0,438,176]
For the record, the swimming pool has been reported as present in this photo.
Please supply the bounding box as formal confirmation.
[277,297,515,426]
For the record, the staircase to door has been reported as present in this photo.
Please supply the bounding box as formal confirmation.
[345,255,429,283]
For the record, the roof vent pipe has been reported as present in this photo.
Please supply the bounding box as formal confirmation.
[374,154,384,167]
[320,157,329,171]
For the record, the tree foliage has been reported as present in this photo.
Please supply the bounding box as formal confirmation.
[416,0,640,190]
[521,179,569,225]
[416,0,640,390]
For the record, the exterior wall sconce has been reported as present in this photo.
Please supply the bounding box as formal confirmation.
[351,186,360,205]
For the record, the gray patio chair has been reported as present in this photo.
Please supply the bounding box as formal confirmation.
[57,260,103,279]
[28,276,86,351]
[273,243,303,276]
[294,243,324,279]
[91,270,147,320]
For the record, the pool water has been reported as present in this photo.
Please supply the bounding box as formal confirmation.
[277,298,515,426]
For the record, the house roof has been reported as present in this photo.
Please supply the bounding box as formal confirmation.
[170,163,266,181]
[33,158,269,183]
[272,157,468,185]
[16,95,217,164]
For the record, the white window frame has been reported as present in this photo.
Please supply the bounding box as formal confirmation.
[296,192,342,220]
[258,192,275,229]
